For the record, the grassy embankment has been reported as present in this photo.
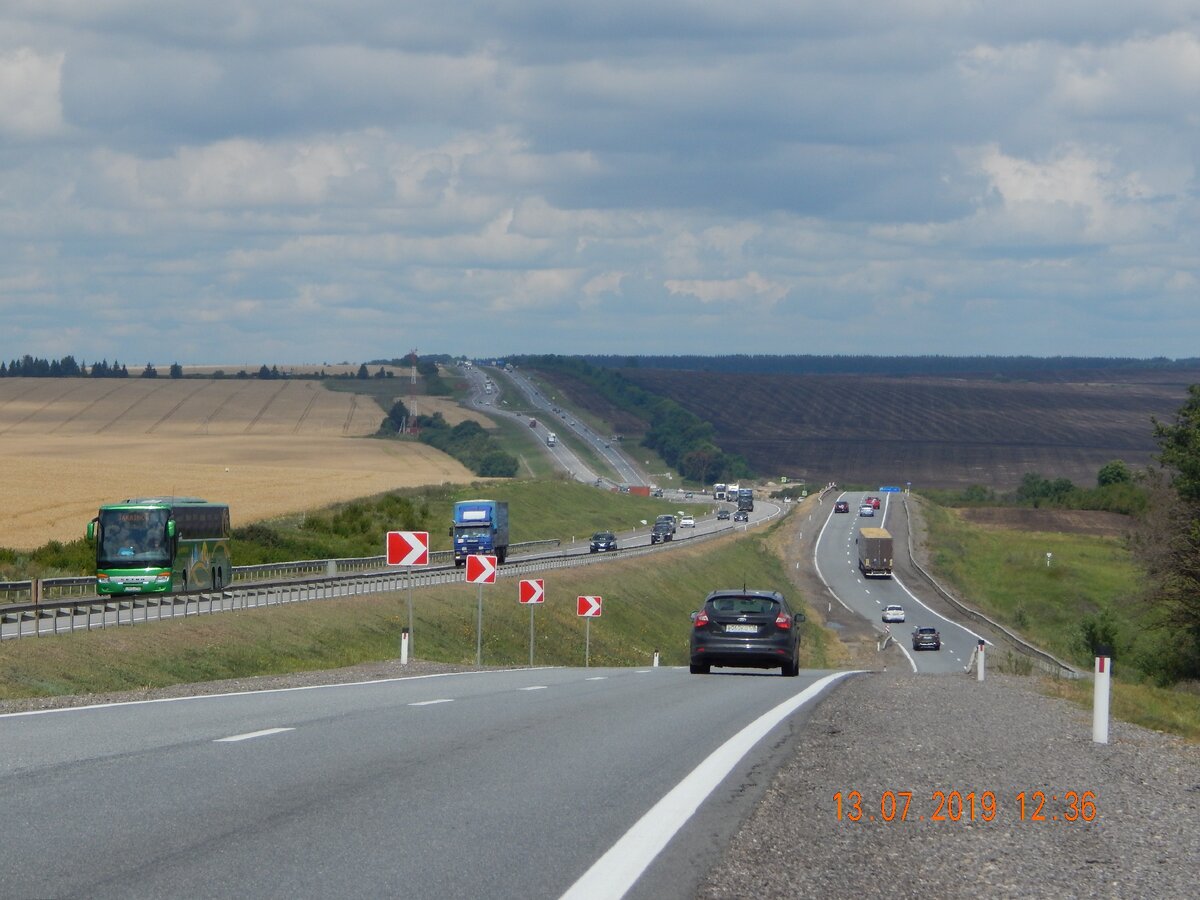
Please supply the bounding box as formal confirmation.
[920,501,1200,741]
[0,513,838,700]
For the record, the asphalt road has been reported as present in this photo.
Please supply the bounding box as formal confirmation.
[814,490,987,673]
[2,666,854,899]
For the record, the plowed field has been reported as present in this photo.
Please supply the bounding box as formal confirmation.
[0,379,477,550]
[611,369,1200,491]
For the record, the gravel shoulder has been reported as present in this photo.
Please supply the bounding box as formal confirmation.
[699,671,1200,899]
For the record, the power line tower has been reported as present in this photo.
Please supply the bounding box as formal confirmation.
[407,348,419,436]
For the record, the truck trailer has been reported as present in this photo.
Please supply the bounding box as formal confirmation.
[450,499,510,566]
[857,527,893,577]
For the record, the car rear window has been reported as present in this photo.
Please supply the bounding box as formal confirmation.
[708,595,780,615]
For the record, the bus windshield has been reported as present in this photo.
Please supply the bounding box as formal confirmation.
[97,508,171,568]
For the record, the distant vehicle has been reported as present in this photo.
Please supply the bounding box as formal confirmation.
[834,500,850,513]
[651,521,674,544]
[529,418,537,428]
[859,505,874,517]
[736,488,754,512]
[733,509,749,522]
[689,589,805,676]
[87,497,231,594]
[655,514,677,534]
[912,626,942,651]
[651,487,664,498]
[680,514,696,528]
[882,604,906,623]
[865,496,881,509]
[716,508,731,520]
[713,483,727,500]
[858,527,893,577]
[589,531,618,553]
[685,491,694,499]
[450,499,509,566]
[546,432,557,447]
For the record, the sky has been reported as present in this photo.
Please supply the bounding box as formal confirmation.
[1,1,1198,365]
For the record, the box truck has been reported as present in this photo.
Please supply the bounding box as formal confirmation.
[857,527,893,577]
[450,499,510,566]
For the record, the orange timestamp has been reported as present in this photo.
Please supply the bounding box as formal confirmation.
[833,790,1099,823]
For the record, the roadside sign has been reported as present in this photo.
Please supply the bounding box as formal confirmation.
[519,579,545,604]
[879,486,901,493]
[577,595,602,617]
[465,554,498,584]
[386,531,429,566]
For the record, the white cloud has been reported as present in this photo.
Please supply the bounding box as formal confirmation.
[0,48,64,137]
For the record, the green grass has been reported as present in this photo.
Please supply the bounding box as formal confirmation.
[1039,676,1200,742]
[920,500,1200,740]
[921,502,1142,667]
[0,522,834,699]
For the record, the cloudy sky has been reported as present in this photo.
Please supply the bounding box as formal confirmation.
[2,1,1198,365]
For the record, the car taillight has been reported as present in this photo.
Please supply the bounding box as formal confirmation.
[694,610,709,627]
[775,612,791,629]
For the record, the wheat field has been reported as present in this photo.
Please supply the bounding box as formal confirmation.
[0,378,482,550]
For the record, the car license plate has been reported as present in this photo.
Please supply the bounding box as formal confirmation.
[725,624,757,634]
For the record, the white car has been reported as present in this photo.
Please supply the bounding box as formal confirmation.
[859,505,874,517]
[882,604,906,623]
[680,514,696,528]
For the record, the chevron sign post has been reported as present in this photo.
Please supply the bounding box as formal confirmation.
[386,531,429,661]
[578,595,603,668]
[386,531,429,566]
[520,579,545,666]
[465,554,497,584]
[467,554,498,666]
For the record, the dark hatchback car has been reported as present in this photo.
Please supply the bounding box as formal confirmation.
[733,509,749,522]
[834,500,850,513]
[690,589,804,676]
[589,531,618,553]
[716,508,731,520]
[912,626,941,651]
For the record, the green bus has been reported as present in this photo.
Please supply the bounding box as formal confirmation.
[87,497,232,595]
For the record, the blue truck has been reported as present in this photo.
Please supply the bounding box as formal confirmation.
[450,499,510,566]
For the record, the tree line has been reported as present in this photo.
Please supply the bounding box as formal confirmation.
[379,400,518,478]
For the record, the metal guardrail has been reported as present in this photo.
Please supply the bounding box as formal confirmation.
[0,511,780,640]
[0,539,563,605]
[900,496,1082,679]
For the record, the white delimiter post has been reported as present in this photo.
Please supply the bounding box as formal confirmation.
[1093,648,1112,744]
[400,627,410,666]
[976,640,986,682]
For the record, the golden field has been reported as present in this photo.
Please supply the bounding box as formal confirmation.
[0,378,482,550]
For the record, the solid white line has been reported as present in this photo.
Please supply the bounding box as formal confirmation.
[559,670,862,900]
[215,727,294,743]
[521,686,548,691]
[409,699,454,706]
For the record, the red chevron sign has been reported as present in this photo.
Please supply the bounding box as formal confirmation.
[465,554,498,584]
[577,595,602,617]
[386,531,429,566]
[519,579,545,604]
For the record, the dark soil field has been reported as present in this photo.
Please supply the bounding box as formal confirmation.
[536,366,1200,491]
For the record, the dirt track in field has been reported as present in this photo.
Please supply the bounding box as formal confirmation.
[0,378,478,550]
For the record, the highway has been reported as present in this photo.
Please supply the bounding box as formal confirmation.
[814,490,987,673]
[1,666,855,899]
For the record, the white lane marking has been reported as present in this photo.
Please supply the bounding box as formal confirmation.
[560,670,863,900]
[1,668,563,719]
[215,727,294,743]
[585,676,607,681]
[634,670,652,674]
[521,686,548,691]
[408,699,454,707]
